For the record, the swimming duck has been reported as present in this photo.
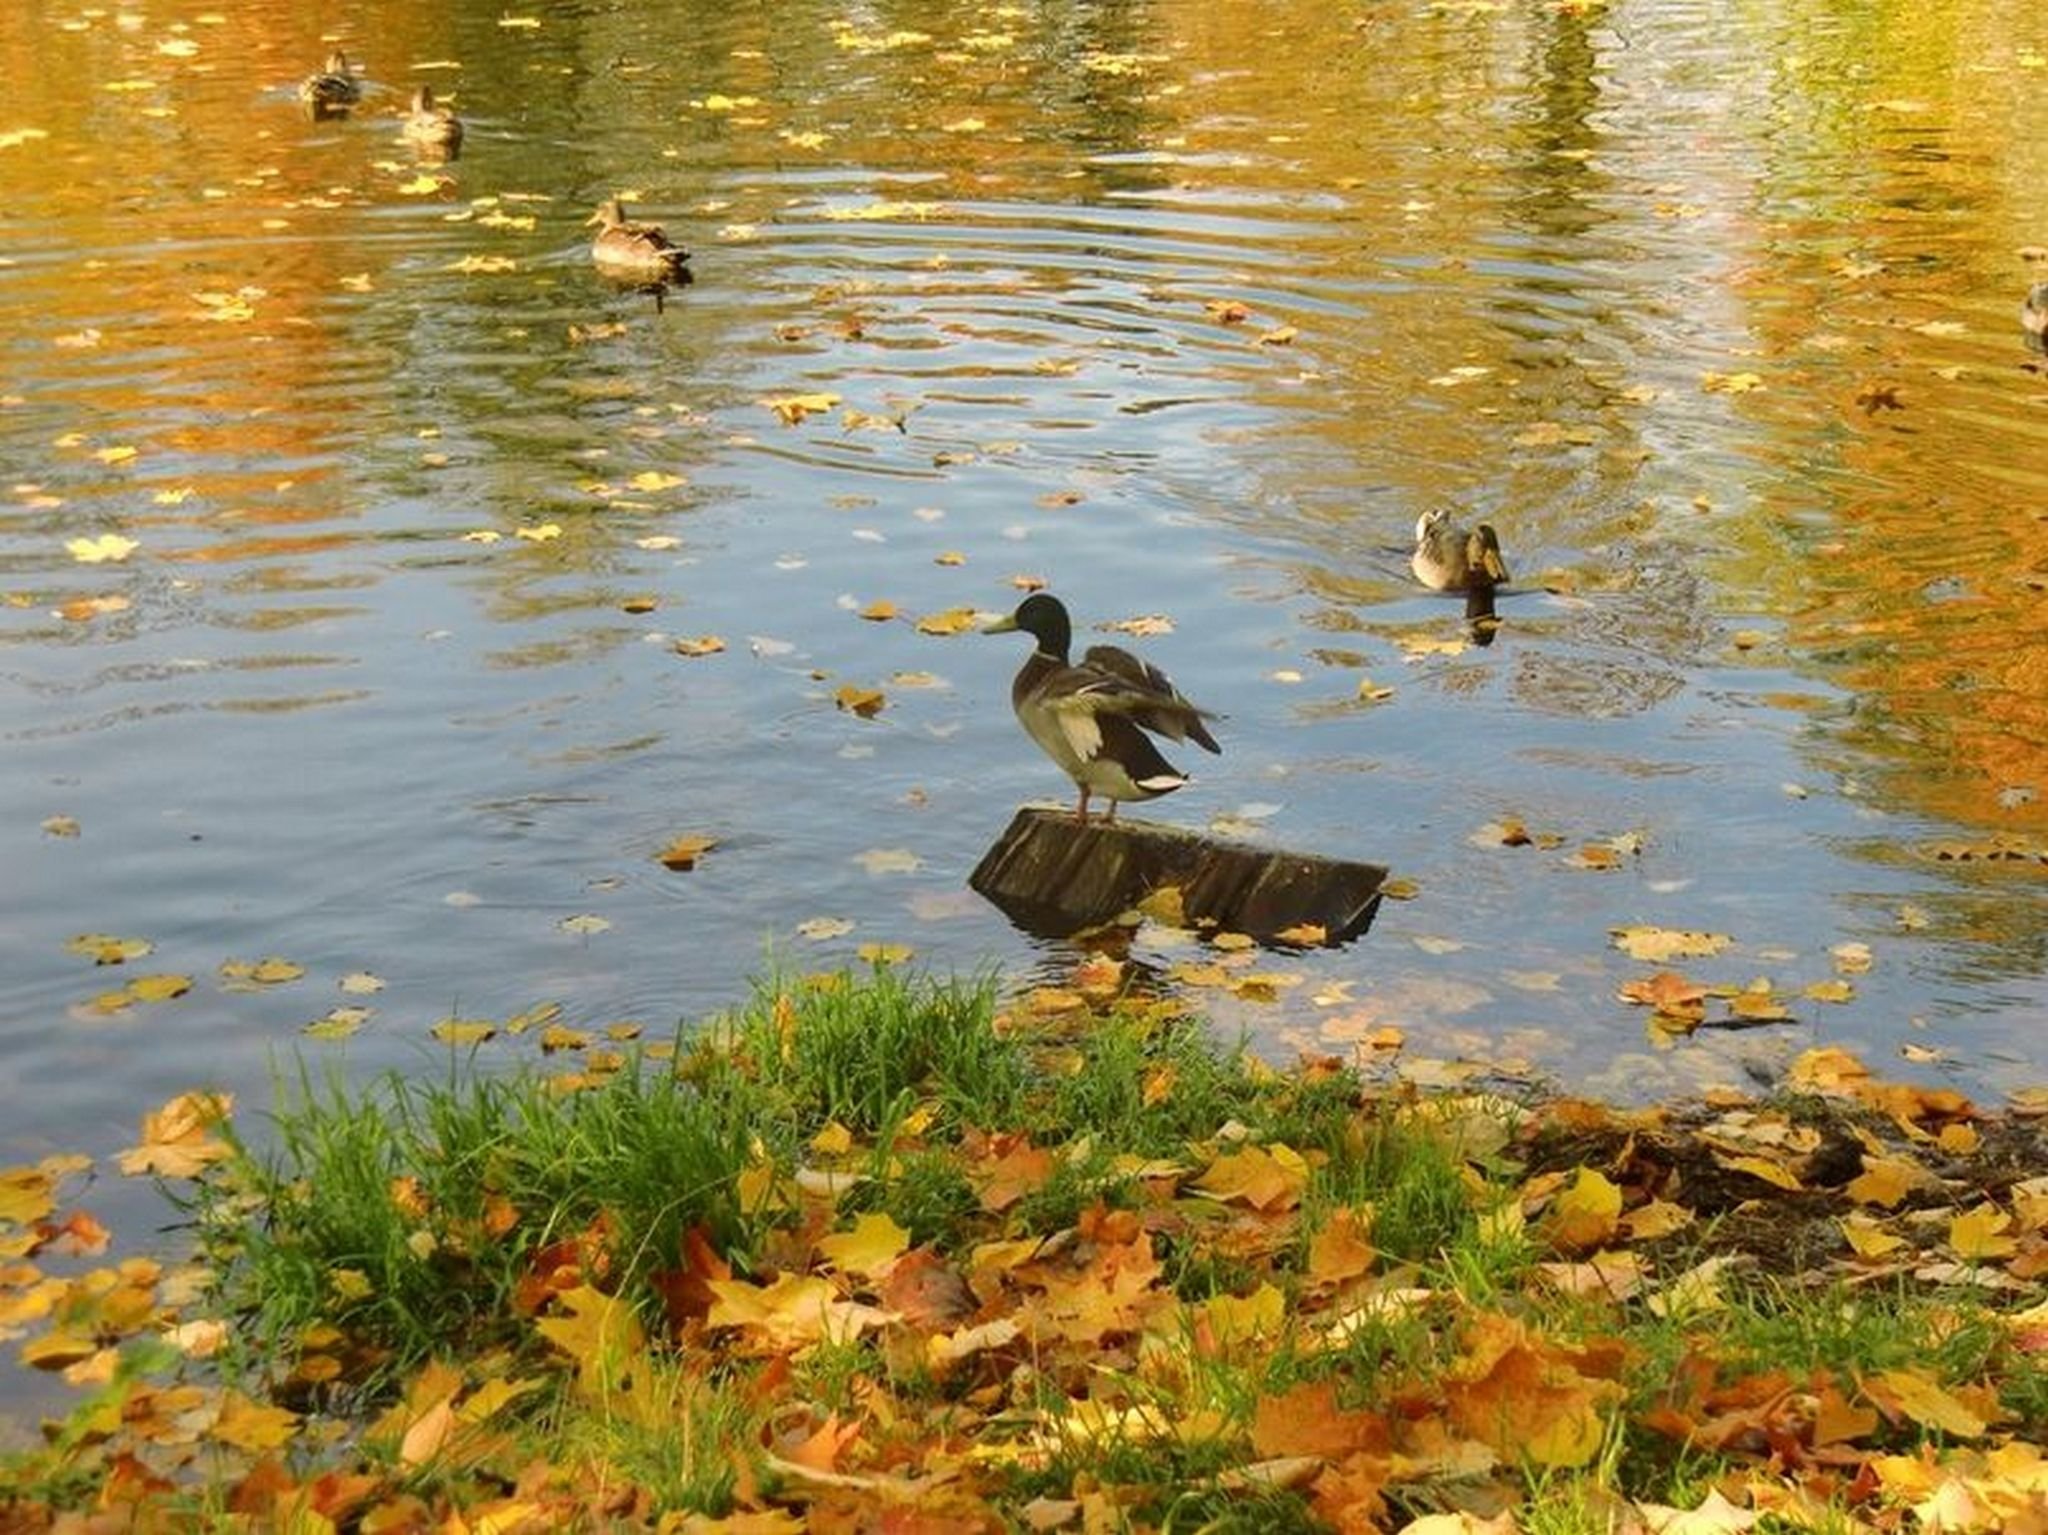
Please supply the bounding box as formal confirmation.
[401,85,462,156]
[587,199,691,282]
[298,50,361,116]
[1411,508,1509,593]
[2024,282,2048,352]
[984,593,1221,824]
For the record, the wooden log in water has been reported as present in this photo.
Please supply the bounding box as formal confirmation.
[969,806,1388,946]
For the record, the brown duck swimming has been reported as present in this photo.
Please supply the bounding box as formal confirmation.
[401,85,463,157]
[984,593,1220,824]
[1411,508,1509,593]
[587,199,691,282]
[298,50,361,117]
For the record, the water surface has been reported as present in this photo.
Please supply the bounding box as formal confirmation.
[4,0,2046,1317]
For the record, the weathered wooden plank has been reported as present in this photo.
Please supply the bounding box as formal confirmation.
[969,807,1387,946]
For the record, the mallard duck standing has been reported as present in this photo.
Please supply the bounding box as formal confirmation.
[1411,508,1510,593]
[985,593,1221,824]
[2024,282,2048,353]
[298,50,361,117]
[587,199,691,282]
[401,85,462,157]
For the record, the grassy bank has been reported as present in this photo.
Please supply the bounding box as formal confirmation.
[2,967,2044,1532]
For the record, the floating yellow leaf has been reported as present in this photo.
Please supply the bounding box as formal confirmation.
[858,600,900,622]
[512,523,560,541]
[431,1017,496,1045]
[835,684,886,718]
[1610,926,1733,963]
[67,933,153,965]
[761,392,841,425]
[55,594,131,622]
[915,606,978,636]
[448,255,519,274]
[65,534,138,564]
[1701,371,1766,394]
[628,471,685,491]
[0,1166,56,1226]
[673,635,726,657]
[856,941,912,965]
[117,1090,234,1178]
[220,956,303,986]
[126,973,192,1003]
[656,834,717,871]
[304,1006,371,1040]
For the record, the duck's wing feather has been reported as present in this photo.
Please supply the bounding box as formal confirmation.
[1077,645,1222,753]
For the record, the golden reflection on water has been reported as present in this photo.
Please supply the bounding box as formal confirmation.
[2,0,2046,1152]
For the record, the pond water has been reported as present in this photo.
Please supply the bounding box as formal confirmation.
[3,0,2046,1344]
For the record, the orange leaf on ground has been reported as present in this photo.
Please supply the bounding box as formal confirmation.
[1250,1380,1392,1461]
[1443,1311,1623,1468]
[1306,1205,1376,1289]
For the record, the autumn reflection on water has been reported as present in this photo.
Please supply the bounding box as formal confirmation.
[2,0,2046,1235]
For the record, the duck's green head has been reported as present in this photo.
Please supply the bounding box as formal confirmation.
[985,592,1071,656]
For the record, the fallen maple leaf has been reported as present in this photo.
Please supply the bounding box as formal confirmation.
[1611,926,1733,962]
[834,684,886,718]
[1546,1167,1623,1253]
[117,1091,234,1178]
[655,834,717,871]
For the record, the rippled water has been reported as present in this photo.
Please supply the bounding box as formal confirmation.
[4,0,2046,1296]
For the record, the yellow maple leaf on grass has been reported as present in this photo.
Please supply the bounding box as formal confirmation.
[211,1389,300,1452]
[1947,1205,2018,1261]
[815,1212,910,1280]
[1190,1144,1309,1212]
[707,1273,892,1352]
[1545,1167,1622,1252]
[1860,1368,1989,1438]
[536,1284,644,1399]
